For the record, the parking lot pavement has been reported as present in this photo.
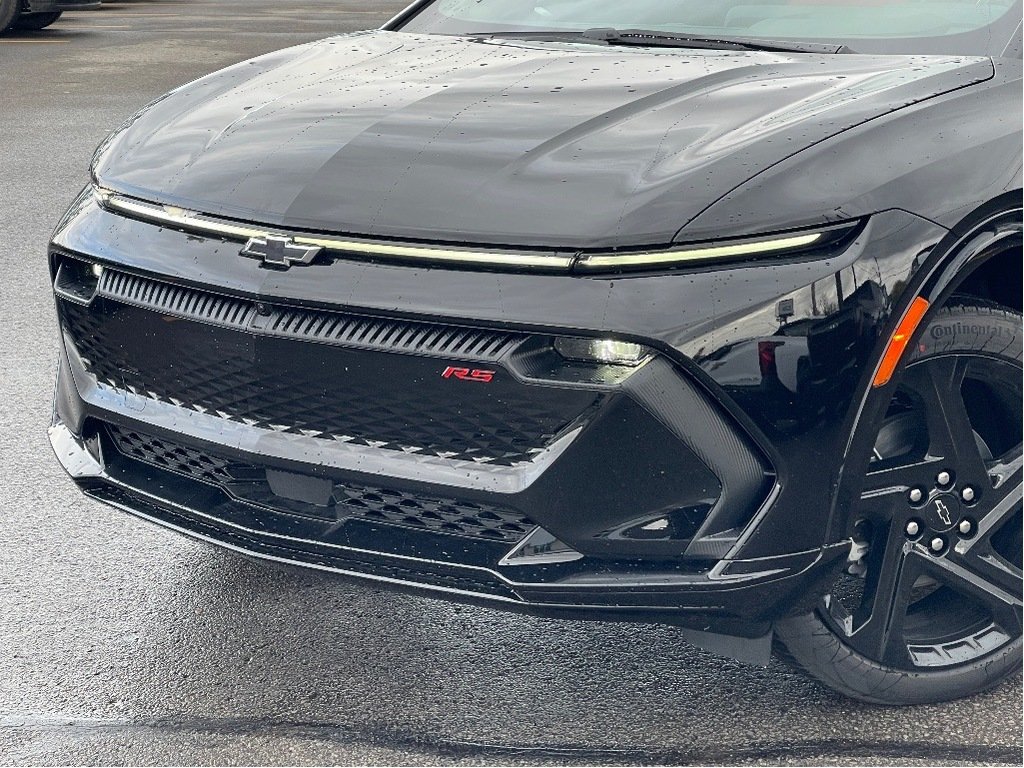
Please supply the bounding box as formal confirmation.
[1,1,1021,765]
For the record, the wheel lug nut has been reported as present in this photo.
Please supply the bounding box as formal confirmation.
[930,536,945,553]
[961,487,976,503]
[959,519,972,536]
[905,520,921,537]
[908,488,924,504]
[937,470,952,487]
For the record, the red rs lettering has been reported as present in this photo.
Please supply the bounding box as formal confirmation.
[442,366,471,380]
[442,366,495,383]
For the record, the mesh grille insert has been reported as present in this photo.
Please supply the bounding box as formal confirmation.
[105,423,536,543]
[336,483,536,541]
[61,296,597,466]
[107,423,236,485]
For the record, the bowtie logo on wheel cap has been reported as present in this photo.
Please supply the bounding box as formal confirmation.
[928,495,960,532]
[241,235,322,269]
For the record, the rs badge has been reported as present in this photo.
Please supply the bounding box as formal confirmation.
[442,366,495,383]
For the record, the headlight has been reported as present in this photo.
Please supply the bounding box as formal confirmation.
[53,256,103,306]
[554,337,651,366]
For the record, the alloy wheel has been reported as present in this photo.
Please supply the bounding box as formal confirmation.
[826,352,1023,670]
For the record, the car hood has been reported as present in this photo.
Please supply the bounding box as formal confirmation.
[93,31,993,249]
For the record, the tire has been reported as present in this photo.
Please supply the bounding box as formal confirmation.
[776,303,1023,705]
[13,10,62,30]
[0,0,21,33]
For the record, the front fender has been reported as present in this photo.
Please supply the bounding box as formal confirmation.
[825,202,1023,544]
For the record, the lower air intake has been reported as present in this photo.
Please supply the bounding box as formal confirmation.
[105,423,535,543]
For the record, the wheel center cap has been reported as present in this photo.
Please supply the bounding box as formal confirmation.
[927,493,961,532]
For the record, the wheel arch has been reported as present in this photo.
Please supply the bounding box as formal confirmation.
[827,196,1022,545]
[941,190,1024,313]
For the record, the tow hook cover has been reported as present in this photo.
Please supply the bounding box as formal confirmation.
[266,468,334,507]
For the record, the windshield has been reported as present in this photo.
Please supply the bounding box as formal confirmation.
[397,0,1023,56]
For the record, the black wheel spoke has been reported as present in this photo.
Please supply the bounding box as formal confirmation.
[925,548,1023,636]
[860,459,942,502]
[946,477,1024,634]
[989,453,1023,487]
[849,529,917,666]
[905,358,989,487]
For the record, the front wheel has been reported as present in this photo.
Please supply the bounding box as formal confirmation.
[13,10,62,30]
[776,303,1022,704]
[0,0,21,33]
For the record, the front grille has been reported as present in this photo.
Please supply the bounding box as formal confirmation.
[98,268,521,360]
[60,269,602,466]
[106,423,536,542]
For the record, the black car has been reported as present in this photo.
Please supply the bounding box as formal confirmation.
[0,0,98,32]
[49,0,1022,704]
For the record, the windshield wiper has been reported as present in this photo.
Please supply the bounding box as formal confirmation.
[466,30,597,42]
[587,28,852,53]
[468,28,852,54]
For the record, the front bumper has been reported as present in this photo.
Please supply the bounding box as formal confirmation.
[49,409,846,640]
[47,192,948,640]
[49,278,849,635]
[47,264,847,640]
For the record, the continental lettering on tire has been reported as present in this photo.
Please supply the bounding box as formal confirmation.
[441,366,496,383]
[929,322,1011,341]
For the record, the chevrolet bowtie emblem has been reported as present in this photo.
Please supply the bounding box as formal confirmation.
[240,235,323,269]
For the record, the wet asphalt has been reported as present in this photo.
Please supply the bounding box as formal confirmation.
[0,1,1021,765]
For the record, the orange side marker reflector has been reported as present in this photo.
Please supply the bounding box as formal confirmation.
[873,296,930,388]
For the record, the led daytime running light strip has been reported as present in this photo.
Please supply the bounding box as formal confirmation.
[94,187,573,270]
[94,185,833,271]
[576,232,823,269]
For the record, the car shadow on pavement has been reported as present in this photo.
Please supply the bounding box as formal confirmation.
[74,545,1021,765]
